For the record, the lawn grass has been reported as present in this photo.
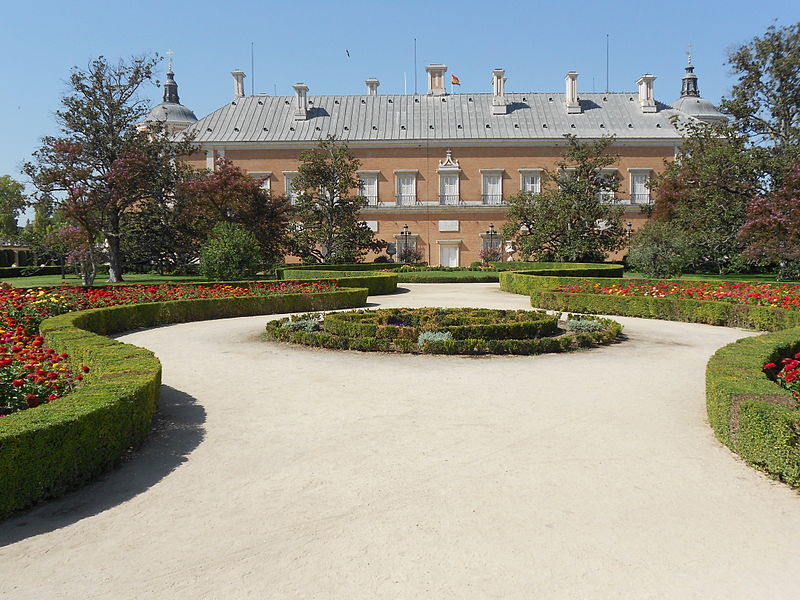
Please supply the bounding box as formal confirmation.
[0,273,206,288]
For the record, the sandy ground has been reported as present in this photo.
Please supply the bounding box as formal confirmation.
[1,283,799,599]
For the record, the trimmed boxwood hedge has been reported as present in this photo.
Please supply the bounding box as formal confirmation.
[322,308,559,340]
[0,287,369,519]
[266,309,621,355]
[504,273,800,486]
[277,270,397,295]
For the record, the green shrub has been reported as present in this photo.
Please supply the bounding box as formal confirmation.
[199,222,263,281]
[565,319,605,333]
[278,269,397,295]
[628,222,696,278]
[417,330,454,345]
[0,287,368,519]
[281,318,322,332]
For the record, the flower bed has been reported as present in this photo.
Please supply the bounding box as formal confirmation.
[0,283,369,518]
[265,308,622,355]
[500,273,800,486]
[0,281,337,417]
[558,280,800,312]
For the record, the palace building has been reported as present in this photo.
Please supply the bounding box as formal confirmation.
[151,60,724,266]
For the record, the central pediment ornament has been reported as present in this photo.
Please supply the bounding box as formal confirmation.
[439,149,460,169]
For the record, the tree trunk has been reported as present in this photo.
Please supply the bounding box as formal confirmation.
[105,212,124,282]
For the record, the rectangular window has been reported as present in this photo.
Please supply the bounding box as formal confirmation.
[359,172,379,206]
[595,169,618,203]
[482,171,503,205]
[519,169,541,194]
[439,174,460,205]
[630,170,651,204]
[395,172,417,205]
[249,172,272,191]
[283,171,299,203]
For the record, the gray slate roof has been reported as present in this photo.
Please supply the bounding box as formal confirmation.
[184,92,689,144]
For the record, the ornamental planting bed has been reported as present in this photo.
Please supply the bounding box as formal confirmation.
[500,271,800,486]
[0,281,337,417]
[0,279,368,518]
[265,307,622,355]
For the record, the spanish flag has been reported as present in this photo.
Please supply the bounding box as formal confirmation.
[451,74,461,86]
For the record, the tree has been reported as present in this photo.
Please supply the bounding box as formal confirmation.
[199,222,263,280]
[739,163,800,279]
[288,136,385,263]
[178,159,291,268]
[501,134,625,262]
[627,221,696,278]
[721,23,800,184]
[650,119,760,273]
[24,55,195,284]
[0,175,26,239]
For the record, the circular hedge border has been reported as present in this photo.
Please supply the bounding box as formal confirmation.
[265,308,623,355]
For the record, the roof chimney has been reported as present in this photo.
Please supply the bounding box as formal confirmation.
[565,72,581,114]
[293,83,309,120]
[425,64,447,96]
[491,68,508,115]
[365,78,380,95]
[637,74,657,113]
[231,69,246,100]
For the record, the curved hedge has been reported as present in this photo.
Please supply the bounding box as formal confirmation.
[266,308,621,355]
[0,287,369,518]
[277,270,397,295]
[504,274,800,485]
[499,266,624,295]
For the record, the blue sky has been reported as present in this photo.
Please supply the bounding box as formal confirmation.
[1,0,797,210]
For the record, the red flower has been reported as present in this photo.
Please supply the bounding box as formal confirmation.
[12,379,25,387]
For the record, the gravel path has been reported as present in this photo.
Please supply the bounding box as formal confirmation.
[2,283,799,599]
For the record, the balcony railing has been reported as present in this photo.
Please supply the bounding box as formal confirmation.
[439,194,462,205]
[595,192,616,203]
[363,194,379,206]
[631,193,652,204]
[482,194,504,205]
[396,194,417,206]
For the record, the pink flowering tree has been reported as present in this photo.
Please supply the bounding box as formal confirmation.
[739,164,800,279]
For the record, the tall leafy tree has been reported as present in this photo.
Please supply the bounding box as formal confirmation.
[651,119,760,273]
[502,134,625,262]
[721,22,800,184]
[0,175,26,239]
[24,55,195,284]
[178,159,291,268]
[289,136,385,263]
[739,163,800,278]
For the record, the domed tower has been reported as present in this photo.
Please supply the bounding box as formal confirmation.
[141,56,198,134]
[671,55,726,124]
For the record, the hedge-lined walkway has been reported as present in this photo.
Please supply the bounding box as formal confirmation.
[2,283,800,598]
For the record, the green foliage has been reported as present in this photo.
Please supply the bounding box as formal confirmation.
[24,55,197,283]
[280,318,322,332]
[199,222,263,280]
[121,199,196,274]
[417,330,454,345]
[0,175,26,239]
[267,310,621,356]
[0,286,368,518]
[651,120,758,274]
[627,221,696,278]
[502,135,626,262]
[721,22,800,182]
[497,264,624,295]
[178,159,291,268]
[277,269,398,294]
[288,136,385,263]
[564,319,605,333]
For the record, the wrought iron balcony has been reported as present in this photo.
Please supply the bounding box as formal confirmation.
[362,194,379,206]
[396,194,417,206]
[482,194,504,205]
[439,194,462,205]
[631,193,652,204]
